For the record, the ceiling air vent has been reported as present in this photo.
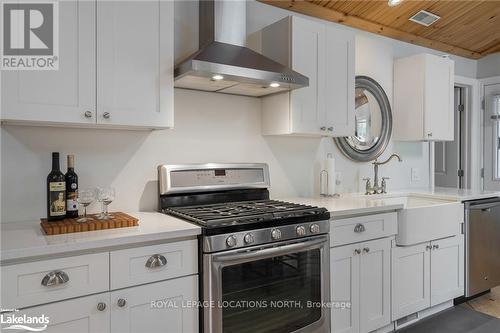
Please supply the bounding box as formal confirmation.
[409,10,441,26]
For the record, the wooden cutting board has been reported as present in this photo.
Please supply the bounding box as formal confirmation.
[40,212,139,235]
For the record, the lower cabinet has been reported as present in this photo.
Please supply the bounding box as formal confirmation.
[11,276,198,333]
[110,275,198,333]
[392,235,464,320]
[331,237,391,333]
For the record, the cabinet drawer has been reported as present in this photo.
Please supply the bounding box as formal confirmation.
[330,212,397,247]
[110,240,197,289]
[1,253,109,309]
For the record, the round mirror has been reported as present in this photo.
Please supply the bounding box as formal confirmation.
[335,76,392,162]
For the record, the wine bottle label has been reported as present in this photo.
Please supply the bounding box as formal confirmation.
[67,191,78,211]
[49,182,66,216]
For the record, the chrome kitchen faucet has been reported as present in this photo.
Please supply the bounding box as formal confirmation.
[363,153,403,195]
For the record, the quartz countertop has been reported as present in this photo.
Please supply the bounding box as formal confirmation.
[0,212,200,263]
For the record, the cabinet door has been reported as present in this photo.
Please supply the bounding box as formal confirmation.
[110,276,198,333]
[97,0,173,128]
[331,244,360,333]
[8,293,109,332]
[324,26,355,137]
[1,0,96,125]
[290,16,325,135]
[430,236,464,306]
[391,243,431,320]
[359,238,391,333]
[424,55,454,140]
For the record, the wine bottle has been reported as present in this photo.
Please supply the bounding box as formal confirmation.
[65,155,79,218]
[47,152,66,220]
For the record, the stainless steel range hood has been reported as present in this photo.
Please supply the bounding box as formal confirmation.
[174,0,308,97]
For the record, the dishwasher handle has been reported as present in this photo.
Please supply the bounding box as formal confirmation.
[468,201,500,211]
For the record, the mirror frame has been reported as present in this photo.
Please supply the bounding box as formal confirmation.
[334,76,392,162]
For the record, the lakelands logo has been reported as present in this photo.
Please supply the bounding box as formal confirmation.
[0,310,49,331]
[1,0,59,70]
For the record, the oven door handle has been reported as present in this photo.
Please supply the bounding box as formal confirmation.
[468,202,500,211]
[212,236,328,264]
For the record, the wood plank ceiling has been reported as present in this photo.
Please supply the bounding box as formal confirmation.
[258,0,500,59]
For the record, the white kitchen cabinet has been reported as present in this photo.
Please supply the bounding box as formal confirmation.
[12,293,110,333]
[1,0,173,129]
[391,243,430,320]
[393,53,455,141]
[261,16,354,137]
[392,235,464,321]
[430,235,464,306]
[97,0,173,128]
[110,276,198,333]
[1,0,96,125]
[331,238,391,333]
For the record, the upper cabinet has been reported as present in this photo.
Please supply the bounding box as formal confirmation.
[260,16,355,137]
[393,54,454,141]
[1,0,173,130]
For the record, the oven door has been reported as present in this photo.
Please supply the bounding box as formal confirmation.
[203,235,330,333]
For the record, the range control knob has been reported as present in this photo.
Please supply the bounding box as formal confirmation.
[244,233,255,244]
[226,235,237,248]
[271,228,282,240]
[310,223,320,234]
[296,225,306,237]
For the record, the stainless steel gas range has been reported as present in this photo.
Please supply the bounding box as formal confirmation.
[158,163,331,333]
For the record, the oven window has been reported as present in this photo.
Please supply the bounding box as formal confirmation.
[221,248,322,333]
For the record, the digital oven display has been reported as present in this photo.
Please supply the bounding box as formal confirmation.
[214,169,226,177]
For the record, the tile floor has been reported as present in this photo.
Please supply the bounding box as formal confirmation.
[464,287,500,319]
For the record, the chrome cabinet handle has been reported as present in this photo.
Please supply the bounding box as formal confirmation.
[363,247,370,253]
[117,298,126,307]
[432,244,439,250]
[426,245,432,251]
[354,249,361,255]
[427,132,433,137]
[320,126,327,131]
[354,224,366,233]
[84,111,93,118]
[145,254,167,269]
[103,112,111,119]
[97,302,106,311]
[41,270,69,287]
[327,127,333,131]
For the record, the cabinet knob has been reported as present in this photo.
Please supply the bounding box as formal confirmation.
[327,127,334,131]
[363,247,370,253]
[84,111,93,118]
[427,132,433,137]
[426,245,432,251]
[354,249,361,255]
[117,298,127,308]
[103,112,111,119]
[97,302,106,311]
[320,126,327,131]
[432,244,439,250]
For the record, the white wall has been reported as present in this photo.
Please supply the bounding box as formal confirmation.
[0,0,482,222]
[477,53,500,78]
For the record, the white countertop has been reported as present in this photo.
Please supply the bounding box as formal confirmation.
[0,212,201,263]
[406,187,500,201]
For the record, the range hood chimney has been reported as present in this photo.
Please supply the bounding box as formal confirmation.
[174,0,309,97]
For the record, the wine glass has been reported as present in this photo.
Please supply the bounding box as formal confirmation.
[76,189,95,223]
[96,187,115,220]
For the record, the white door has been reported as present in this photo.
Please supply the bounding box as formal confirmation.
[324,25,355,137]
[424,55,454,141]
[6,293,110,333]
[391,243,431,320]
[331,244,360,333]
[430,236,464,306]
[110,276,198,333]
[290,16,325,135]
[359,238,391,333]
[1,0,96,125]
[484,83,500,191]
[97,0,173,128]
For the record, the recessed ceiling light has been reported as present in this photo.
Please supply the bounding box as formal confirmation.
[269,82,280,88]
[388,0,403,7]
[212,74,224,81]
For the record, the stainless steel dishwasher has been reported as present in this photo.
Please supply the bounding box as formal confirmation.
[465,197,500,297]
